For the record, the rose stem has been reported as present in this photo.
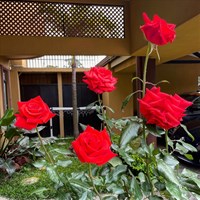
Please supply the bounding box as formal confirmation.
[142,42,154,195]
[36,127,54,164]
[142,42,151,98]
[141,42,151,144]
[89,164,102,200]
[165,130,169,153]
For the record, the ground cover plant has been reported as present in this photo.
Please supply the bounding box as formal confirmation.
[0,12,200,200]
[0,138,88,200]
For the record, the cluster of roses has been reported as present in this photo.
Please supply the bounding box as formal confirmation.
[14,12,192,166]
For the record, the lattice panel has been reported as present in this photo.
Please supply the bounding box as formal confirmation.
[0,1,125,38]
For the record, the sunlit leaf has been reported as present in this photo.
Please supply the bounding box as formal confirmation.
[108,156,122,167]
[119,121,140,148]
[57,160,72,167]
[179,140,197,152]
[131,176,143,200]
[46,166,61,185]
[165,181,182,200]
[184,154,193,160]
[157,160,180,186]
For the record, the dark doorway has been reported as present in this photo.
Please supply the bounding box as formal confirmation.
[20,73,59,137]
[19,72,102,137]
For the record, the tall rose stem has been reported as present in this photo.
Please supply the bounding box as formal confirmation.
[36,127,54,164]
[142,42,151,98]
[165,130,169,153]
[89,164,102,200]
[142,42,151,143]
[142,42,154,195]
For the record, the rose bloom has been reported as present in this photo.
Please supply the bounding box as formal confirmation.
[82,66,117,94]
[15,96,55,130]
[140,12,176,46]
[138,87,192,130]
[72,125,117,166]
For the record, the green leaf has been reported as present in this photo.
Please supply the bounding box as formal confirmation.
[121,91,140,111]
[1,159,16,175]
[181,168,200,188]
[0,109,15,126]
[157,159,180,186]
[4,127,21,139]
[102,195,118,200]
[184,154,193,160]
[149,195,163,200]
[155,80,170,86]
[131,176,143,200]
[146,125,165,137]
[165,181,182,200]
[131,76,144,83]
[180,124,194,141]
[179,140,197,152]
[30,187,49,198]
[79,123,87,131]
[33,160,47,169]
[175,143,188,154]
[112,165,127,178]
[46,166,61,185]
[103,105,115,113]
[163,154,179,169]
[53,148,74,156]
[70,179,91,192]
[108,157,122,167]
[119,121,140,148]
[79,191,88,200]
[107,183,124,194]
[57,160,72,167]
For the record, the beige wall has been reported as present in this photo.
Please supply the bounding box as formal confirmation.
[103,72,133,119]
[156,63,200,95]
[0,56,10,117]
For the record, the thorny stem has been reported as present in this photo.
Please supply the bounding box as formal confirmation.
[36,127,54,164]
[89,164,102,200]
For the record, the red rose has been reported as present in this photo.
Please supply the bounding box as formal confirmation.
[138,87,192,130]
[82,67,117,94]
[72,126,117,166]
[15,96,55,130]
[140,12,176,45]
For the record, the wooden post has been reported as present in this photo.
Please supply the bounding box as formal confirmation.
[57,73,64,137]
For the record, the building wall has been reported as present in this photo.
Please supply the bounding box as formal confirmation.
[0,56,10,117]
[103,72,133,119]
[156,63,200,95]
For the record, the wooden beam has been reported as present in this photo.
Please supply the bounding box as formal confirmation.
[113,57,136,73]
